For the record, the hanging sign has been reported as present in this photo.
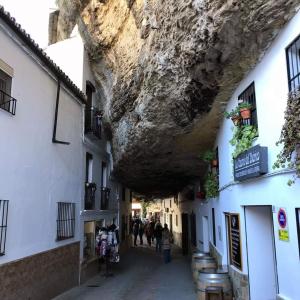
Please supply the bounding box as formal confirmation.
[234,145,268,181]
[229,213,242,270]
[278,208,289,242]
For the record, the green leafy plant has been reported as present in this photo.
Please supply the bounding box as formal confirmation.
[200,150,216,163]
[238,102,252,110]
[224,107,240,119]
[273,90,300,185]
[204,173,219,198]
[230,125,258,158]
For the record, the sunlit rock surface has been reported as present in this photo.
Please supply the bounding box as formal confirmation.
[56,0,299,195]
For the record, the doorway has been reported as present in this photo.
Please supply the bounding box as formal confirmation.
[190,212,197,248]
[182,213,189,255]
[245,206,278,300]
[202,216,209,252]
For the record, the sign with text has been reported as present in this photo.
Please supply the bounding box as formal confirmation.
[278,207,289,242]
[229,213,242,270]
[234,145,268,181]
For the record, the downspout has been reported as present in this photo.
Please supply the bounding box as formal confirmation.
[52,80,70,145]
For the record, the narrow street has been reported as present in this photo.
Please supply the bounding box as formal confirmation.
[53,241,196,300]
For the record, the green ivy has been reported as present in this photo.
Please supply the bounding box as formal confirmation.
[230,125,258,158]
[200,150,216,162]
[204,173,219,198]
[273,90,300,185]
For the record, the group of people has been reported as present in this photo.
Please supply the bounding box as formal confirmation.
[131,217,173,263]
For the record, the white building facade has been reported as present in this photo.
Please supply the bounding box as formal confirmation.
[0,6,86,299]
[46,21,132,282]
[191,9,300,300]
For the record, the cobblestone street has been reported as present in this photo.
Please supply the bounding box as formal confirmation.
[53,242,197,300]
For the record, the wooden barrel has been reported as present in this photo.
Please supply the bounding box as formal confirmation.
[197,268,233,300]
[192,256,216,283]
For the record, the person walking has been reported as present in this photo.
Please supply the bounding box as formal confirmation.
[162,223,171,263]
[154,220,163,253]
[133,219,139,246]
[145,221,153,246]
[149,218,155,242]
[138,220,145,245]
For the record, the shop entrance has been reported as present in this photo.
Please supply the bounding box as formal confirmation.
[245,206,278,300]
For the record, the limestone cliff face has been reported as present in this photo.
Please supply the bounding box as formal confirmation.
[57,0,299,195]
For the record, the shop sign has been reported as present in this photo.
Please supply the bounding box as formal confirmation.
[229,213,242,270]
[278,208,289,242]
[234,145,268,181]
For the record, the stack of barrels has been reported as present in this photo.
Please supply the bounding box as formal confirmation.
[191,251,233,300]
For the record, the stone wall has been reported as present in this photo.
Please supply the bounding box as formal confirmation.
[55,0,300,196]
[0,242,80,300]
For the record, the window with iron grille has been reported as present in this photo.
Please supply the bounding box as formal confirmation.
[56,202,75,241]
[286,36,300,91]
[0,69,16,115]
[0,200,9,256]
[238,82,257,127]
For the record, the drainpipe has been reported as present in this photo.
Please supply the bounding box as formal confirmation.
[52,80,70,145]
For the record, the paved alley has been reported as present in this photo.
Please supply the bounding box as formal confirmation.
[53,243,197,300]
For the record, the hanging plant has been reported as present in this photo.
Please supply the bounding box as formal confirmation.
[273,90,300,185]
[238,102,252,120]
[230,125,258,159]
[204,173,219,199]
[224,107,241,126]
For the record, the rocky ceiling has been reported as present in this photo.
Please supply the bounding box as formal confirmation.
[57,0,299,196]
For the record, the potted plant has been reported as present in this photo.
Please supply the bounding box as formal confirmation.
[238,102,252,119]
[200,150,218,167]
[224,107,241,126]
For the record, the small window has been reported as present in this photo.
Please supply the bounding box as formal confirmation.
[238,82,257,127]
[0,69,15,115]
[56,202,75,241]
[0,200,9,256]
[176,215,178,227]
[286,36,300,91]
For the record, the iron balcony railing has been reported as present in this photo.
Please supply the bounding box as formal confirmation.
[0,89,16,115]
[100,187,110,210]
[85,106,102,139]
[84,182,97,210]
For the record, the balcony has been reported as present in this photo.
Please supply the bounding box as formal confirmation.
[85,106,102,139]
[84,182,97,210]
[100,187,110,210]
[0,89,16,115]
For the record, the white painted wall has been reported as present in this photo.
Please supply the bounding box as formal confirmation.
[0,20,83,264]
[46,30,85,91]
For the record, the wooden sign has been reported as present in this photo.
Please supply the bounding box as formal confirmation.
[229,213,242,270]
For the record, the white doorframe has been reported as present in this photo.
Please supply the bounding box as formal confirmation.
[245,205,278,300]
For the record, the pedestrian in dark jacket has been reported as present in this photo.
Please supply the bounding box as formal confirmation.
[138,221,145,245]
[133,220,139,246]
[154,221,163,253]
[145,221,154,246]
